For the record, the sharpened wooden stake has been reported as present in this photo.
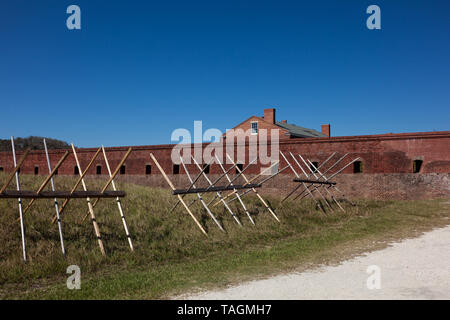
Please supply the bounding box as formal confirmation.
[71,145,106,256]
[213,160,279,206]
[170,157,214,212]
[102,146,134,251]
[290,153,349,204]
[280,151,320,207]
[10,137,27,262]
[316,152,337,171]
[225,153,280,223]
[150,153,208,236]
[290,152,331,209]
[305,157,345,212]
[80,147,132,222]
[180,157,225,232]
[227,164,290,204]
[43,139,66,256]
[0,149,30,194]
[186,162,239,210]
[191,156,242,226]
[51,147,102,224]
[214,154,255,225]
[21,151,70,216]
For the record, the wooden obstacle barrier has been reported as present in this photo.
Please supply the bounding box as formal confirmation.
[0,137,133,261]
[280,151,359,212]
[150,152,281,235]
[1,135,362,262]
[172,183,262,195]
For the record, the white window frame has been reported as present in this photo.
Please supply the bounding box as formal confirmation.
[251,121,258,135]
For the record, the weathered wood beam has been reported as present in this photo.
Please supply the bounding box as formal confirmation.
[0,190,126,199]
[292,179,336,185]
[172,183,261,195]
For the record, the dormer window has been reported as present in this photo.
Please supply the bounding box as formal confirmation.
[251,121,258,134]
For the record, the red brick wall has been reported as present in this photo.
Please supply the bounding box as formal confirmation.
[112,173,450,200]
[0,131,449,178]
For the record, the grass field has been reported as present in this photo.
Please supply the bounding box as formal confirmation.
[0,173,449,299]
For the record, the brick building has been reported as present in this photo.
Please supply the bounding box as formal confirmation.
[224,108,328,140]
[0,108,449,199]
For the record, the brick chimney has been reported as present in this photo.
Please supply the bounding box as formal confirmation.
[321,124,331,137]
[281,120,287,123]
[264,108,276,124]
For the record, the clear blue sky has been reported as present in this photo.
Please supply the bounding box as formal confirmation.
[1,0,449,147]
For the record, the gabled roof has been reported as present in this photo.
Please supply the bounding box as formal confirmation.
[275,121,326,138]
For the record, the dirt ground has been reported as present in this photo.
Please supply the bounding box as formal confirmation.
[179,224,450,300]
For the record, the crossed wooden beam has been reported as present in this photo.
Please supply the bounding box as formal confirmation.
[0,137,133,261]
[150,152,281,235]
[280,151,360,212]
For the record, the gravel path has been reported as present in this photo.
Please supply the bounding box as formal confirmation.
[181,225,450,300]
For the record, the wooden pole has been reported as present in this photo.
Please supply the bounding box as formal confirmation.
[224,158,258,188]
[315,156,360,206]
[294,157,359,204]
[305,157,345,212]
[213,160,279,206]
[185,162,240,210]
[100,146,134,251]
[199,162,240,206]
[280,151,322,211]
[22,151,70,215]
[150,153,207,236]
[198,162,240,208]
[71,145,106,256]
[225,153,280,222]
[327,157,360,180]
[290,185,310,201]
[214,154,255,225]
[282,183,304,202]
[208,158,258,206]
[179,157,225,232]
[290,152,331,209]
[317,152,337,171]
[291,153,349,203]
[228,164,290,204]
[191,155,242,226]
[1,190,125,199]
[299,155,341,211]
[173,183,261,195]
[51,147,102,223]
[319,153,349,178]
[80,147,132,222]
[0,149,30,194]
[170,157,214,212]
[10,137,27,262]
[43,139,66,255]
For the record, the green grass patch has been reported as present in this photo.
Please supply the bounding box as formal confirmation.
[0,173,449,299]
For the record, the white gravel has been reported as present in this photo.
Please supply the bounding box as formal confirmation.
[180,225,450,300]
